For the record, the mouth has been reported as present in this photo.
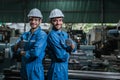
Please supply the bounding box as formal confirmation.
[31,23,37,26]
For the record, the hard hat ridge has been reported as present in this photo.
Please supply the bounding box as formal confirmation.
[28,8,43,18]
[49,8,64,18]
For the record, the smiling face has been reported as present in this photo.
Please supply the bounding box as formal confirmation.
[29,17,42,29]
[51,17,63,30]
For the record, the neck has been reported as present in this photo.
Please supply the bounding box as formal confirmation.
[31,28,35,33]
[53,27,62,31]
[31,27,39,33]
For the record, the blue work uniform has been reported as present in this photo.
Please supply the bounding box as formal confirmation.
[16,27,47,80]
[47,28,76,80]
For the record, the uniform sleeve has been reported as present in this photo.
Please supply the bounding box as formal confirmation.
[71,41,77,52]
[15,35,23,55]
[25,33,47,59]
[62,32,77,52]
[47,34,69,62]
[66,39,77,52]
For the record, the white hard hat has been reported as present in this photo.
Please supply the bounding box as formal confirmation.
[28,8,43,18]
[49,9,64,19]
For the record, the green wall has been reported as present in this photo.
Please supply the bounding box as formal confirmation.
[0,0,120,23]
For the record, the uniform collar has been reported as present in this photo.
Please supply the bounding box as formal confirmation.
[52,27,62,33]
[29,26,41,35]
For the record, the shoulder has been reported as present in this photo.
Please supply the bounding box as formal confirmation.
[36,27,47,36]
[21,32,29,38]
[40,30,47,36]
[47,30,59,42]
[48,30,56,38]
[22,32,28,35]
[62,31,68,36]
[36,30,47,40]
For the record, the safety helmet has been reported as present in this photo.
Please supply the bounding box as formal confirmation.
[27,8,43,18]
[49,9,64,19]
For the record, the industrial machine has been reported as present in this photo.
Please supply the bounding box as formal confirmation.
[2,24,120,80]
[66,26,120,79]
[0,26,11,63]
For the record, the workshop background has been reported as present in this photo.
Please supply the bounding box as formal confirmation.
[0,0,120,80]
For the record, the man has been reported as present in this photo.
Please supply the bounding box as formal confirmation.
[15,8,47,80]
[47,9,76,80]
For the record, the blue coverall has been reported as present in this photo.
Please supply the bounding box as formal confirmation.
[16,27,47,80]
[47,29,76,80]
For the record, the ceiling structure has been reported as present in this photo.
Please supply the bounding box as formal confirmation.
[0,0,120,23]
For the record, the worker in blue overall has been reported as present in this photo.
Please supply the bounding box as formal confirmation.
[47,8,76,80]
[15,8,47,80]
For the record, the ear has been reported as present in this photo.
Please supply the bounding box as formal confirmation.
[39,19,42,23]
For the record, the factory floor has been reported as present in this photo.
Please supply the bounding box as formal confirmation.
[0,58,120,80]
[0,58,12,73]
[0,58,17,80]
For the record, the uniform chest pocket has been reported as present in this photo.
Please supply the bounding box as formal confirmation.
[29,40,36,47]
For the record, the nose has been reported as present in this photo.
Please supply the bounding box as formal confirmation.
[56,20,60,25]
[31,19,36,23]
